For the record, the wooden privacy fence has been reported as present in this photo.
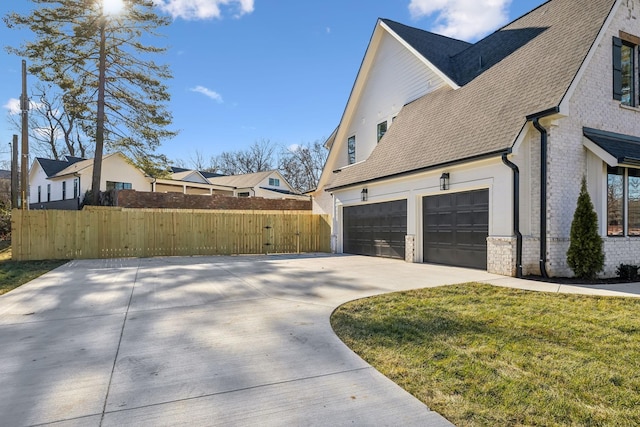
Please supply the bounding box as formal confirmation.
[12,207,331,261]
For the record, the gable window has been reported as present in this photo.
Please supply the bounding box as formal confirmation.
[106,181,132,190]
[607,166,640,236]
[613,34,640,106]
[62,181,66,200]
[377,121,387,143]
[268,177,280,187]
[347,135,356,164]
[47,184,51,202]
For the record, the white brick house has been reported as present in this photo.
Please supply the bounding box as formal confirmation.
[313,0,640,277]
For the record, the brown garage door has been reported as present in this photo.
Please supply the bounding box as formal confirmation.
[423,189,489,269]
[343,200,407,259]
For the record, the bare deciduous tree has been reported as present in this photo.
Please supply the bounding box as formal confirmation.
[278,140,327,192]
[209,139,276,175]
[7,83,90,160]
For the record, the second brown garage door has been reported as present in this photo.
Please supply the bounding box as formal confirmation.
[423,189,489,269]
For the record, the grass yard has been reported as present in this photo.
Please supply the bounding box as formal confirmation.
[331,283,640,427]
[0,242,68,296]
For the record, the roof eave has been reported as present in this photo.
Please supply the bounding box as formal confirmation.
[325,148,510,192]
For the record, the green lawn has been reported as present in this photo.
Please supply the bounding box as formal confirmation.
[331,283,640,427]
[0,242,68,296]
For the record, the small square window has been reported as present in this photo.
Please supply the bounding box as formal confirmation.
[268,178,280,187]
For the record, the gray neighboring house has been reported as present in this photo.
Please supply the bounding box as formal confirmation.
[313,0,640,277]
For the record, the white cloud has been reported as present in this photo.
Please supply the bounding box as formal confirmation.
[190,86,224,103]
[408,0,511,41]
[3,98,20,115]
[287,143,301,152]
[154,0,254,20]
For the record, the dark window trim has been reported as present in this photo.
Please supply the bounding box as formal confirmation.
[613,34,640,106]
[347,135,356,165]
[607,166,640,237]
[377,121,387,143]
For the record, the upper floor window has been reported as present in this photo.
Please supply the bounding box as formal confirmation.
[377,121,387,143]
[268,178,280,187]
[607,166,640,236]
[613,33,640,106]
[106,181,132,190]
[38,186,41,203]
[347,135,356,164]
[47,184,51,202]
[73,178,79,198]
[62,181,66,200]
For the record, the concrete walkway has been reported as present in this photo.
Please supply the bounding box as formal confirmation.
[0,254,637,426]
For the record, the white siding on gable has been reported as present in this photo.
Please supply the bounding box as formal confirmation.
[99,154,151,193]
[28,163,49,204]
[343,31,448,165]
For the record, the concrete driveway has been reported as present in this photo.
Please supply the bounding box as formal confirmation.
[1,254,637,426]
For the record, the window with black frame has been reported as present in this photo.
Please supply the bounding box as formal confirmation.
[607,166,640,237]
[613,34,640,106]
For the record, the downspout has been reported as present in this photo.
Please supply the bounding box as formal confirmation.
[501,153,522,278]
[526,107,559,279]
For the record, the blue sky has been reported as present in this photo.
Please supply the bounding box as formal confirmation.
[0,0,546,168]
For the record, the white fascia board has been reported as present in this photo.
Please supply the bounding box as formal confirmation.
[583,138,619,167]
[379,20,461,90]
[558,0,620,115]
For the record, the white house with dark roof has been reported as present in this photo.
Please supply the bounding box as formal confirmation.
[29,152,152,209]
[207,170,309,201]
[313,0,640,277]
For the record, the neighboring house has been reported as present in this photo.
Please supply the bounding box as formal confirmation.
[313,0,640,277]
[152,167,234,196]
[29,153,152,209]
[208,170,310,201]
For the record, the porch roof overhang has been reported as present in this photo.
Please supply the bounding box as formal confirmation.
[583,127,640,167]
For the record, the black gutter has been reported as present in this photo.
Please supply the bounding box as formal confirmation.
[526,106,559,279]
[501,153,522,278]
[325,148,508,192]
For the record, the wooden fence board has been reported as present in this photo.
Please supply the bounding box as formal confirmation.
[11,208,331,261]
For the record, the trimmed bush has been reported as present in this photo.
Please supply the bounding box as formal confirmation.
[616,264,639,281]
[567,177,604,280]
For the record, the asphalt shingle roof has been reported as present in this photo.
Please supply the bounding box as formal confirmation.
[327,0,615,190]
[584,127,640,166]
[36,156,85,178]
[381,19,471,82]
[207,170,279,189]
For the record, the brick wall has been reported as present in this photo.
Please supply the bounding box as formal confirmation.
[115,190,312,211]
[515,3,640,278]
[487,236,516,276]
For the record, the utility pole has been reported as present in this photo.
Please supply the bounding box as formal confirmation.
[11,135,18,209]
[20,60,29,210]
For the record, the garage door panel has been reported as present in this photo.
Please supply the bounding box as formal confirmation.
[423,190,489,270]
[344,200,407,260]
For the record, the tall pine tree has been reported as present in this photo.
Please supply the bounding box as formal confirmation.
[5,0,176,201]
[567,176,604,279]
